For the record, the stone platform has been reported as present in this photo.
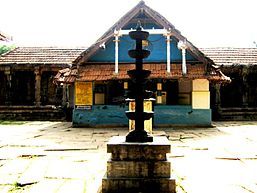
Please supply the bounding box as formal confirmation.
[102,136,176,193]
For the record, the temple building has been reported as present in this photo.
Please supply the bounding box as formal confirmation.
[55,1,229,127]
[202,48,257,120]
[0,47,84,120]
[2,2,255,125]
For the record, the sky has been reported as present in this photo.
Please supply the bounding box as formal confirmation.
[0,0,257,48]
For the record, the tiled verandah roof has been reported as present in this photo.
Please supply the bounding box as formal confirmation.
[200,47,257,66]
[54,63,230,84]
[0,47,85,65]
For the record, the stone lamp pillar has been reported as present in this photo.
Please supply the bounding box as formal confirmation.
[125,23,153,142]
[102,23,176,193]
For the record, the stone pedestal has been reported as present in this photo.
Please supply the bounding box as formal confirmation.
[102,136,176,193]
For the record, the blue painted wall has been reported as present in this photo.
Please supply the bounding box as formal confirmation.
[154,105,212,126]
[89,34,198,63]
[72,105,212,127]
[73,105,128,127]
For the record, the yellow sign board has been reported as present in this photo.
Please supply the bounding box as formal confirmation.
[75,82,93,106]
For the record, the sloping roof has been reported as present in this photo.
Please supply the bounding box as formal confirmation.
[54,63,230,83]
[74,1,213,65]
[78,63,206,81]
[0,47,85,65]
[201,47,257,66]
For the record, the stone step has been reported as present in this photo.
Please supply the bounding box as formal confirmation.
[102,176,176,193]
[0,106,66,121]
[107,160,170,178]
[107,136,170,161]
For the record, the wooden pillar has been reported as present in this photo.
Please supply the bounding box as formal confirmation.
[62,83,67,107]
[4,67,12,105]
[34,67,41,107]
[215,83,221,110]
[242,67,249,107]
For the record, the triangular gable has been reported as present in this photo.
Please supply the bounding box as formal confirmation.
[74,1,213,65]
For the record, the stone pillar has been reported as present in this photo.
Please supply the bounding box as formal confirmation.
[212,83,222,120]
[34,67,41,107]
[242,67,249,107]
[4,67,12,105]
[215,83,221,110]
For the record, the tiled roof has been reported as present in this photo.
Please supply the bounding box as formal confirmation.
[78,64,206,81]
[54,63,230,83]
[0,47,85,65]
[201,48,257,66]
[53,67,77,84]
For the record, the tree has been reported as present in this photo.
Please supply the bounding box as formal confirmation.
[0,45,14,55]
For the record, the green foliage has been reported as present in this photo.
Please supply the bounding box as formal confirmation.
[0,120,27,125]
[0,45,15,55]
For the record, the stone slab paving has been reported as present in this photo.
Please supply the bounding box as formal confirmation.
[0,121,257,192]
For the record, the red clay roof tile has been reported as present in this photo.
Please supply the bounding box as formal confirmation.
[0,47,85,65]
[200,48,257,66]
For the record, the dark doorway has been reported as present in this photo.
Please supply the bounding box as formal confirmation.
[220,73,242,107]
[11,71,35,105]
[106,81,124,105]
[163,80,179,105]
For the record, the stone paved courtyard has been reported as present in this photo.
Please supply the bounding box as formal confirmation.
[0,121,257,193]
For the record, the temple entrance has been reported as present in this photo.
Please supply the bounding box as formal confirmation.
[220,73,242,107]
